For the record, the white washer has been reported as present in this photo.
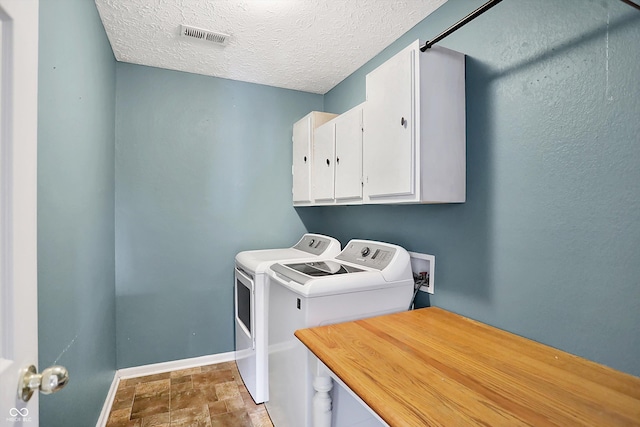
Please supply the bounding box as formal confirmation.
[266,240,414,427]
[235,233,341,404]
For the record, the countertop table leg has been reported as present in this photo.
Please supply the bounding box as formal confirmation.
[313,363,333,427]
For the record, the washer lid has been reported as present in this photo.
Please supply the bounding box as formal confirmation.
[270,261,366,286]
[283,261,363,277]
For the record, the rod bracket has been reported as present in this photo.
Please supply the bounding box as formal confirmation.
[419,42,432,52]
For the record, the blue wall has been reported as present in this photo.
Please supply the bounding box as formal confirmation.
[114,63,322,368]
[35,3,639,425]
[37,0,117,425]
[299,0,640,376]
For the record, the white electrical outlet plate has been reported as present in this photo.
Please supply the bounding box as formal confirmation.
[408,251,435,294]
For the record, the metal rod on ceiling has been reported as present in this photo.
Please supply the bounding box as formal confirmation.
[420,0,640,52]
[620,0,640,10]
[420,0,503,52]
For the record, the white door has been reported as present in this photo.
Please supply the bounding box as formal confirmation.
[334,106,363,201]
[0,0,39,425]
[363,47,415,199]
[292,115,312,203]
[312,121,335,202]
[234,268,255,349]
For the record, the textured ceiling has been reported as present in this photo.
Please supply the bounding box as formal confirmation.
[95,0,447,94]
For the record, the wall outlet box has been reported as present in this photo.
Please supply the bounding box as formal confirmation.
[408,251,435,294]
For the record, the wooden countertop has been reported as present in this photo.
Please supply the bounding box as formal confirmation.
[295,307,640,426]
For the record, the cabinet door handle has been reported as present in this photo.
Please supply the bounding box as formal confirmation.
[304,156,307,163]
[401,117,407,127]
[336,157,340,165]
[326,159,330,166]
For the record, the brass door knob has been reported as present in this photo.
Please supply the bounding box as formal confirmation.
[18,364,69,402]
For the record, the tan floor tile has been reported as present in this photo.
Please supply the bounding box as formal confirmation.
[121,372,171,388]
[208,400,228,416]
[171,387,207,411]
[223,396,245,412]
[170,405,211,427]
[192,369,235,388]
[171,375,192,385]
[118,378,138,388]
[201,362,236,372]
[112,385,136,411]
[199,384,221,403]
[130,391,170,420]
[249,409,274,427]
[170,422,207,427]
[140,412,170,427]
[106,408,133,426]
[239,390,256,407]
[109,362,272,427]
[170,367,201,377]
[170,421,210,427]
[214,381,240,400]
[171,380,193,394]
[237,390,261,414]
[234,372,245,387]
[135,379,170,397]
[210,409,252,427]
[106,419,141,427]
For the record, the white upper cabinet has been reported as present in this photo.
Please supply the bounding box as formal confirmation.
[292,112,337,205]
[334,105,363,202]
[312,104,364,205]
[312,121,335,202]
[363,40,466,204]
[364,48,415,198]
[292,41,465,206]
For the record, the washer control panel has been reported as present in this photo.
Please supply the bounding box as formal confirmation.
[294,235,330,255]
[336,241,396,270]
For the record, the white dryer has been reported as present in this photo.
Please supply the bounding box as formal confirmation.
[234,233,341,404]
[265,240,414,427]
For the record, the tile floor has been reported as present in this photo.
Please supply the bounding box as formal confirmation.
[105,361,273,427]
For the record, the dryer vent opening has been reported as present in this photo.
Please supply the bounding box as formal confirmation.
[180,24,230,45]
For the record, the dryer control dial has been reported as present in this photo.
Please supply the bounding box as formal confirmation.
[361,247,371,257]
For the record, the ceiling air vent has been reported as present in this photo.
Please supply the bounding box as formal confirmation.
[180,24,230,45]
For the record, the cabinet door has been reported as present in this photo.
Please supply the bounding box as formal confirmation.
[334,107,363,201]
[312,122,335,201]
[292,116,312,203]
[364,48,415,198]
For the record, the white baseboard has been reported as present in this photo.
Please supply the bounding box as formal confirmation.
[117,351,236,379]
[95,351,236,427]
[95,372,119,427]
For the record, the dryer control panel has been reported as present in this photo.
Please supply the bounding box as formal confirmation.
[336,241,396,270]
